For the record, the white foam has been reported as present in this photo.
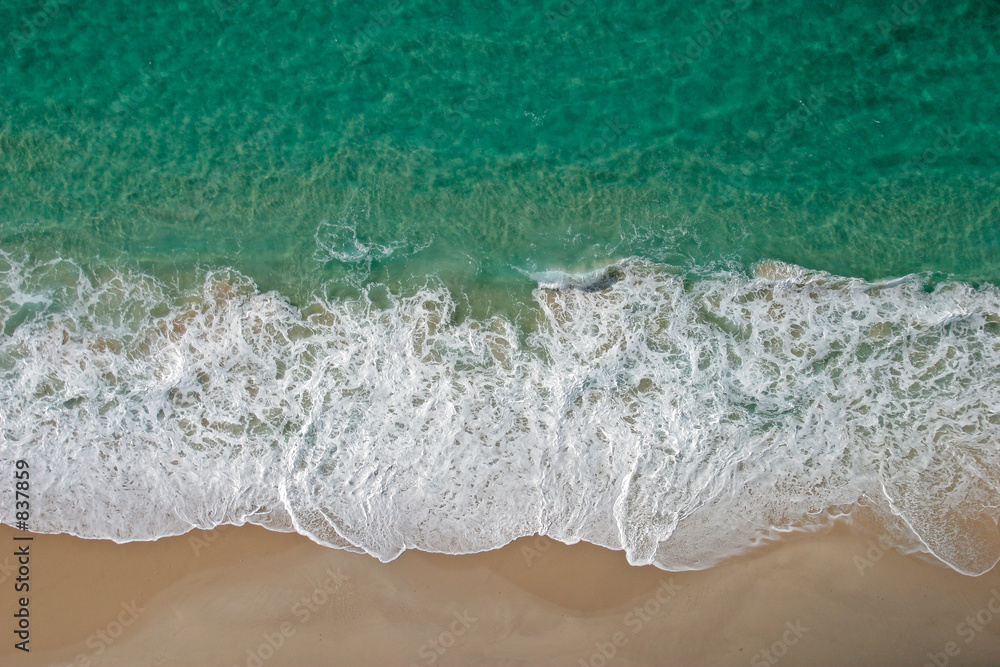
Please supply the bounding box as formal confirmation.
[312,198,433,274]
[1,254,999,574]
[527,264,625,291]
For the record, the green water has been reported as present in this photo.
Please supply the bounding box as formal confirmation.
[2,0,998,299]
[5,0,1000,574]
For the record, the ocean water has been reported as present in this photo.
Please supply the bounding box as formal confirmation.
[1,0,999,574]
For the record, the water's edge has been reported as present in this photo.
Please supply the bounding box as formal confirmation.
[2,254,998,575]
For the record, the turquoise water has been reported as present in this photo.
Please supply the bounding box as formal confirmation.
[2,1,999,573]
[3,0,998,292]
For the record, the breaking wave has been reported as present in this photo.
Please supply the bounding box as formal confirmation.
[1,253,999,574]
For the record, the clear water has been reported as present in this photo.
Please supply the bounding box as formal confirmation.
[1,0,999,573]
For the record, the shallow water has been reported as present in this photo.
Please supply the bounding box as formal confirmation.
[1,0,999,573]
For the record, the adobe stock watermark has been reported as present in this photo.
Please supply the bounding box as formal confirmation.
[876,0,928,39]
[68,62,169,161]
[0,554,15,585]
[107,67,167,118]
[52,600,145,667]
[545,0,592,29]
[427,74,499,149]
[852,534,894,576]
[923,588,1000,667]
[763,84,834,155]
[402,73,500,174]
[8,0,72,52]
[408,609,478,666]
[578,578,682,667]
[340,0,405,55]
[210,0,246,23]
[671,0,752,72]
[905,126,960,172]
[521,535,554,567]
[233,564,350,667]
[571,116,628,163]
[188,524,232,557]
[861,125,963,211]
[749,619,809,667]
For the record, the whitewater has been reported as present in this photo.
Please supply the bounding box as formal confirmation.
[1,253,998,575]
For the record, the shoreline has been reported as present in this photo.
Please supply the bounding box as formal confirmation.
[2,522,1000,666]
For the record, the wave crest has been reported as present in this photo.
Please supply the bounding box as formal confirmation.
[1,255,998,574]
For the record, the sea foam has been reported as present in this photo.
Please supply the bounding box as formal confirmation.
[1,253,999,574]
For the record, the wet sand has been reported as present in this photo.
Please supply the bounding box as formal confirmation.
[1,522,999,666]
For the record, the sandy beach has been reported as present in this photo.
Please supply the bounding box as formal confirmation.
[2,521,999,666]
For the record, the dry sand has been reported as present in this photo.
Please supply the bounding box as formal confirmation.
[1,521,999,666]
